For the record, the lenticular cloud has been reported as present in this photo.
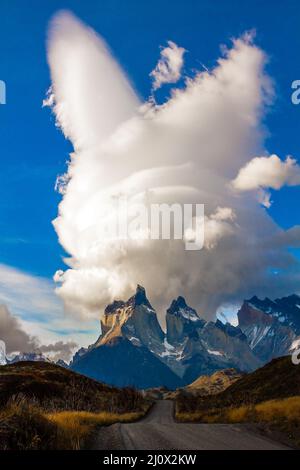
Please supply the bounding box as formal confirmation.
[47,11,300,320]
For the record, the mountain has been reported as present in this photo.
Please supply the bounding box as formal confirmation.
[72,336,181,389]
[164,296,260,384]
[95,285,165,355]
[55,359,69,368]
[186,368,244,395]
[0,340,6,365]
[70,286,260,389]
[238,295,300,363]
[9,352,50,364]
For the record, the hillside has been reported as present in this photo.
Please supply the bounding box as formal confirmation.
[0,361,148,450]
[186,368,244,396]
[176,356,300,447]
[177,356,300,412]
[0,360,144,412]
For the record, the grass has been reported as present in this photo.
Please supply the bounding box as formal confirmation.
[47,409,147,450]
[176,396,300,448]
[0,395,149,450]
[175,358,300,448]
[0,362,151,449]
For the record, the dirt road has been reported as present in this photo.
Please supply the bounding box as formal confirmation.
[93,400,290,450]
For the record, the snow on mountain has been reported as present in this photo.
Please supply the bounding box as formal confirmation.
[0,340,6,365]
[70,286,260,388]
[9,352,50,363]
[238,296,298,363]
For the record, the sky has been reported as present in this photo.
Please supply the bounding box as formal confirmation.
[0,0,300,357]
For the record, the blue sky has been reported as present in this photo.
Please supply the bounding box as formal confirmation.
[0,0,300,347]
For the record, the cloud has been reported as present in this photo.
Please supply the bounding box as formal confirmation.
[39,340,77,362]
[0,304,37,354]
[0,263,97,348]
[150,40,186,90]
[0,303,77,361]
[46,13,300,320]
[232,154,300,208]
[46,10,138,151]
[232,154,300,194]
[0,263,63,321]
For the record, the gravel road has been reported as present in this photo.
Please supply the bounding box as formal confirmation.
[93,400,290,450]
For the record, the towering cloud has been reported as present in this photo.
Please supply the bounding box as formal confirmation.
[46,12,300,320]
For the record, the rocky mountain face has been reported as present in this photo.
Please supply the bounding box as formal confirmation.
[70,286,261,389]
[71,285,180,389]
[238,295,300,363]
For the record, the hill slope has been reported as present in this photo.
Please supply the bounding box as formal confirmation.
[177,356,300,413]
[0,361,145,413]
[186,368,244,396]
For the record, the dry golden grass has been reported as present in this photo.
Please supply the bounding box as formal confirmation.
[176,396,300,423]
[255,396,300,422]
[47,409,147,449]
[0,395,149,450]
[176,396,300,447]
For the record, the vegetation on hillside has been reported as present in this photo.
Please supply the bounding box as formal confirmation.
[0,361,149,449]
[176,356,300,447]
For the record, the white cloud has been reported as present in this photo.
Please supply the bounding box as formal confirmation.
[232,154,300,207]
[150,40,186,90]
[45,13,300,320]
[232,154,300,191]
[0,263,62,319]
[0,263,98,348]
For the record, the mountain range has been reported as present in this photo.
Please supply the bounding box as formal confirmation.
[2,287,299,389]
[69,286,300,389]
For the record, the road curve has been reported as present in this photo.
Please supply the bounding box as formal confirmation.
[93,400,290,450]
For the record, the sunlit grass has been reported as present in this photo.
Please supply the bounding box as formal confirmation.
[47,409,147,449]
[176,396,300,424]
[176,396,300,447]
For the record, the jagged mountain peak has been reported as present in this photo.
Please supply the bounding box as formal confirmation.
[70,289,300,390]
[96,285,163,352]
[103,285,153,318]
[128,284,154,309]
[167,296,201,322]
[238,295,298,364]
[167,296,188,313]
[276,293,300,304]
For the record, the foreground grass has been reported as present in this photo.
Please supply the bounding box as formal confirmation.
[176,396,300,448]
[47,409,147,450]
[0,398,149,450]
